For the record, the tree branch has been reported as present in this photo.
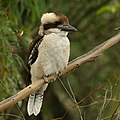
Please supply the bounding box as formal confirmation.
[0,33,120,112]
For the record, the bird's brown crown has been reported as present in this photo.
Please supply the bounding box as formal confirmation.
[41,12,69,25]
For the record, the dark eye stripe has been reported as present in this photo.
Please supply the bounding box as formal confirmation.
[44,23,57,30]
[43,21,62,30]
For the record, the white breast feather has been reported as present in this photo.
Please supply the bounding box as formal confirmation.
[30,32,70,82]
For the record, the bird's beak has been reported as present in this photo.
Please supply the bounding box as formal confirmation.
[57,24,77,32]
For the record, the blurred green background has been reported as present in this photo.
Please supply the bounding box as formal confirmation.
[0,0,120,120]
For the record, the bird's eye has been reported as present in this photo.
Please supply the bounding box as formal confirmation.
[54,21,62,26]
[43,21,62,30]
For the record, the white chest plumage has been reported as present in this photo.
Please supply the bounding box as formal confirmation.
[30,32,70,82]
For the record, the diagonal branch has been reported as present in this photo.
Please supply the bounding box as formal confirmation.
[0,33,120,112]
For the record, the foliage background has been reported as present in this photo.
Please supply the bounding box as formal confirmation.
[0,0,120,120]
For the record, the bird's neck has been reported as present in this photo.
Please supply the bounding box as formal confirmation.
[44,28,68,37]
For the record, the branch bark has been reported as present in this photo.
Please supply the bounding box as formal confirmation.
[0,33,120,112]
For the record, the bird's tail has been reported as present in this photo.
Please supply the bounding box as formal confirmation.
[27,83,48,116]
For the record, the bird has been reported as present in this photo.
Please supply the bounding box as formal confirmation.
[27,12,77,116]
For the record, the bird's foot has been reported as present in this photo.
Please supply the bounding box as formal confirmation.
[50,71,61,82]
[43,75,56,83]
[50,77,57,82]
[43,71,61,83]
[57,71,61,77]
[43,76,49,83]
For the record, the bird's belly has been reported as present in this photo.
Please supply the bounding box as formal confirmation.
[42,52,67,76]
[39,34,70,76]
[31,34,70,81]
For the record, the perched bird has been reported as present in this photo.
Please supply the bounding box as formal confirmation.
[27,12,77,116]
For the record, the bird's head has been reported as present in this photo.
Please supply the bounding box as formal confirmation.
[39,12,77,36]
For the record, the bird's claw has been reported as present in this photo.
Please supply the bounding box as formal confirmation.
[43,76,49,83]
[57,71,61,76]
[43,71,61,83]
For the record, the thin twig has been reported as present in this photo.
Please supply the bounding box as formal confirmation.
[0,113,24,120]
[58,78,83,120]
[109,101,120,120]
[15,105,26,120]
[80,101,98,108]
[58,77,75,102]
[56,67,120,119]
[59,82,108,120]
[97,90,108,120]
[67,79,83,120]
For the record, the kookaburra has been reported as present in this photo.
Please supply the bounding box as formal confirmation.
[27,12,77,116]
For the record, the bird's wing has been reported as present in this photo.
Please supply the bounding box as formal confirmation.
[28,35,43,65]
